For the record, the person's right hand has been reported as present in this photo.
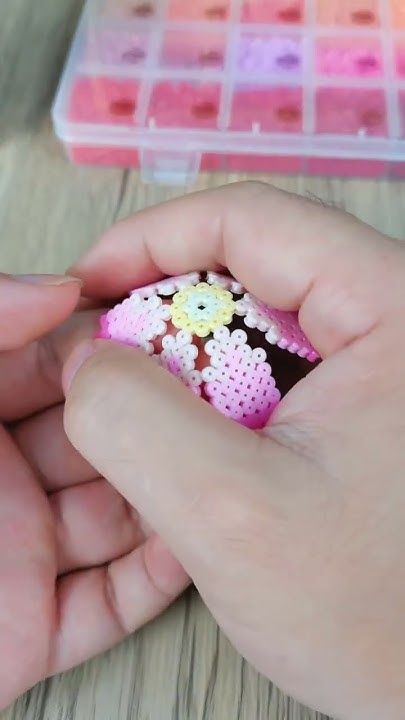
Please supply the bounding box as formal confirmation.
[63,183,405,720]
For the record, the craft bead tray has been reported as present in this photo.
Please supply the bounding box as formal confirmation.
[52,0,405,184]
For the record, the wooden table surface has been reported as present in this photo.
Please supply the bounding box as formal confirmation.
[1,2,405,719]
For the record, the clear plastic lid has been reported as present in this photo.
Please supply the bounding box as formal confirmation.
[53,0,405,183]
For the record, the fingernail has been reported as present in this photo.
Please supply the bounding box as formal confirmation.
[12,273,83,286]
[62,340,98,395]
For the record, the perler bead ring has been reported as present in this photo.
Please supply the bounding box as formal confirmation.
[98,272,320,430]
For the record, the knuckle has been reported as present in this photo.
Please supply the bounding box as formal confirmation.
[266,408,323,463]
[233,179,272,202]
[104,566,129,637]
[36,335,60,392]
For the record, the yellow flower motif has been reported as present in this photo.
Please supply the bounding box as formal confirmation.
[171,283,236,337]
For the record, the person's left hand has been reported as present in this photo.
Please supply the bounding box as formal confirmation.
[0,273,188,710]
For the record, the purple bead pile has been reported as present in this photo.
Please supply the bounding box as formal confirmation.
[237,35,302,73]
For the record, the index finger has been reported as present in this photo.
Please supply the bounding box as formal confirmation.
[71,182,404,357]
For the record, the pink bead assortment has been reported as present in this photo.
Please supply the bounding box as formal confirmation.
[83,30,392,81]
[241,1,304,24]
[98,272,319,430]
[168,0,231,21]
[316,39,383,77]
[103,0,158,19]
[391,0,405,28]
[316,87,387,137]
[396,44,405,78]
[160,31,226,70]
[69,77,139,125]
[230,86,303,132]
[85,30,149,67]
[316,0,380,27]
[148,82,221,128]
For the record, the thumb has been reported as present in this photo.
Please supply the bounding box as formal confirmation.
[63,341,295,577]
[0,273,82,350]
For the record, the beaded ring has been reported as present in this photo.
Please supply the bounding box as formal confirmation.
[98,272,319,429]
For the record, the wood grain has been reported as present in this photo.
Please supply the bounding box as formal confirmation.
[1,1,405,719]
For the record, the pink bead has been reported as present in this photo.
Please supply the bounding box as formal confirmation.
[242,1,304,23]
[147,82,221,128]
[316,40,383,77]
[396,46,405,77]
[230,86,303,132]
[85,30,149,66]
[316,88,387,137]
[69,77,139,125]
[160,31,226,70]
[168,0,231,21]
[316,0,380,26]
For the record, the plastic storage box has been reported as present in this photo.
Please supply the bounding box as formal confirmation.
[53,0,405,184]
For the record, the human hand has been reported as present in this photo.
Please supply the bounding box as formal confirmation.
[63,183,405,720]
[0,273,188,710]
